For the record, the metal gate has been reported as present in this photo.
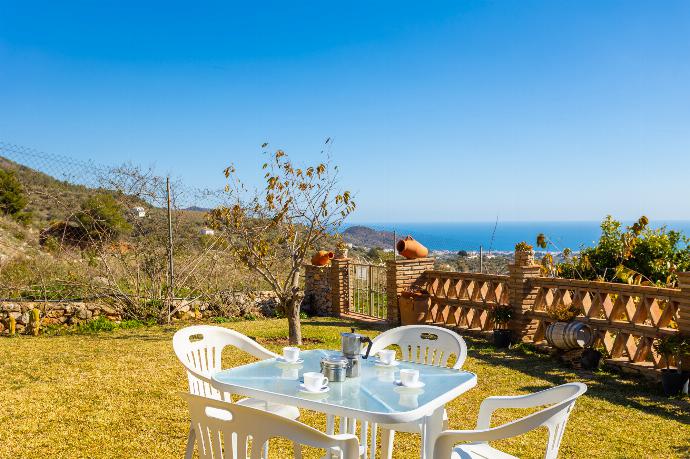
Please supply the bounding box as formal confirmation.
[348,263,387,319]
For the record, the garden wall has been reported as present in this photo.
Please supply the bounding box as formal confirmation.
[303,253,690,381]
[0,291,281,335]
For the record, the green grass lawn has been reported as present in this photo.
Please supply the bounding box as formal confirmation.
[0,317,688,458]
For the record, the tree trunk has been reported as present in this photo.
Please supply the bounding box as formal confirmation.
[286,296,302,345]
[286,269,302,345]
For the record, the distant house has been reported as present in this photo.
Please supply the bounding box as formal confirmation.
[200,228,215,236]
[131,206,146,218]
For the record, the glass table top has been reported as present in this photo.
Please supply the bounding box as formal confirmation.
[212,349,476,418]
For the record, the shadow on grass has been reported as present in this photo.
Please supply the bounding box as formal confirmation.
[300,318,388,332]
[464,336,690,423]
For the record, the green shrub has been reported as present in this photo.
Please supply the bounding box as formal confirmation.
[77,316,118,333]
[0,168,31,222]
[73,193,131,244]
[552,216,690,286]
[75,316,153,334]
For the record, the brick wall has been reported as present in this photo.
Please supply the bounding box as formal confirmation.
[385,258,435,325]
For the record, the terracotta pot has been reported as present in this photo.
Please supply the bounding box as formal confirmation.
[311,250,334,266]
[396,236,429,259]
[399,295,430,325]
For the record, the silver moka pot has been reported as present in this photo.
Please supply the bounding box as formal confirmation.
[340,328,373,378]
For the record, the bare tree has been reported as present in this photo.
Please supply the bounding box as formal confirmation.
[208,143,355,344]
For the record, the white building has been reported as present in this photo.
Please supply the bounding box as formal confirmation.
[131,206,146,218]
[200,228,215,236]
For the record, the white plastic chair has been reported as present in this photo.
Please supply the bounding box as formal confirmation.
[433,382,587,459]
[183,392,360,459]
[173,325,300,459]
[327,325,467,458]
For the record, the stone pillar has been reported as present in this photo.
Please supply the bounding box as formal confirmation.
[508,249,541,342]
[303,264,332,316]
[677,272,690,337]
[330,258,350,317]
[385,257,435,325]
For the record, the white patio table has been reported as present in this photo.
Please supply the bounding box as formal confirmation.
[212,349,477,459]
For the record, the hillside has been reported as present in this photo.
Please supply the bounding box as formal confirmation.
[0,156,120,225]
[342,225,395,249]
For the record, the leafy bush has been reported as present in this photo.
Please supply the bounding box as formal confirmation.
[76,316,154,334]
[74,193,131,244]
[653,335,690,371]
[0,168,31,222]
[515,241,533,251]
[550,216,690,286]
[489,305,513,329]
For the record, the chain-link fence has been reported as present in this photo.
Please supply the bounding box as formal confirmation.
[0,141,263,320]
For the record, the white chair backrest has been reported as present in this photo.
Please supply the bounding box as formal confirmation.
[433,383,587,459]
[183,393,360,459]
[173,325,278,399]
[369,325,467,369]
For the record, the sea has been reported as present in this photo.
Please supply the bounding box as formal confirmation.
[342,221,690,253]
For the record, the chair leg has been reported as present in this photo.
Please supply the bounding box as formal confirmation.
[262,440,269,459]
[360,421,369,458]
[294,442,303,459]
[185,423,196,459]
[325,415,338,459]
[380,428,395,459]
[368,423,378,459]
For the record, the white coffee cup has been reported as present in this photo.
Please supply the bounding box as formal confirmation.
[283,346,300,363]
[399,369,420,387]
[303,372,329,392]
[378,349,396,365]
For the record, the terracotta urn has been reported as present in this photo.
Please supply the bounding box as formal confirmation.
[311,250,334,266]
[396,236,429,259]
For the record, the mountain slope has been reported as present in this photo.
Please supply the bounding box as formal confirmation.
[342,225,395,249]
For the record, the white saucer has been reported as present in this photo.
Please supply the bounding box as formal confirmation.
[374,359,400,368]
[394,380,425,390]
[276,357,304,365]
[299,384,330,395]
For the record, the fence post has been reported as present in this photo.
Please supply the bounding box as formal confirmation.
[677,272,690,337]
[330,258,350,317]
[508,249,541,342]
[385,258,435,326]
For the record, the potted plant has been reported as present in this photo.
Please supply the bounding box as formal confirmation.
[489,304,513,348]
[399,285,431,325]
[514,241,535,265]
[335,238,349,259]
[654,335,690,397]
[581,344,606,370]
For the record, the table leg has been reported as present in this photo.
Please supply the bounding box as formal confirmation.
[421,407,445,459]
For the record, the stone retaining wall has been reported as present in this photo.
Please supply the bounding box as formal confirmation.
[0,290,281,335]
[0,301,121,334]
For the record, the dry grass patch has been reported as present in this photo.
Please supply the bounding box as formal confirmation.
[0,317,688,458]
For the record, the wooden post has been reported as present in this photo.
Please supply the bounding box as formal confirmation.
[479,245,483,273]
[166,176,175,323]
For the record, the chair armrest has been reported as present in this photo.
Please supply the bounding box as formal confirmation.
[433,425,533,459]
[476,384,581,429]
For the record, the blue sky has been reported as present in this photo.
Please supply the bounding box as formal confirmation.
[1,1,689,222]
